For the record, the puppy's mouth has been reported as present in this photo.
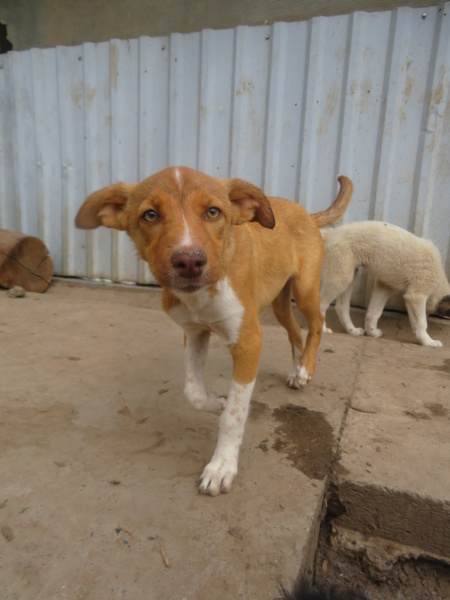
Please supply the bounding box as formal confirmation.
[171,276,208,293]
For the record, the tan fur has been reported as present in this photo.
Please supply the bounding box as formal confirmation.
[76,166,353,494]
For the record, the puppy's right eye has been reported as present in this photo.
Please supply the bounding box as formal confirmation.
[142,210,159,222]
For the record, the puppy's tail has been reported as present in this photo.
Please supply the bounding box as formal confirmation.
[311,176,353,228]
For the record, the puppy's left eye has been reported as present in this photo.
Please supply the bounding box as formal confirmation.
[205,206,221,219]
[142,210,159,222]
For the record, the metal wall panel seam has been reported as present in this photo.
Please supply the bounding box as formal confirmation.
[259,23,273,194]
[56,45,85,276]
[82,40,113,281]
[335,11,362,213]
[230,25,271,185]
[263,21,305,200]
[413,6,450,243]
[136,35,169,283]
[373,8,412,222]
[31,47,63,272]
[227,26,238,179]
[298,16,326,212]
[0,56,12,230]
[110,38,141,283]
[198,28,235,178]
[11,51,38,236]
[332,13,354,213]
[168,31,201,169]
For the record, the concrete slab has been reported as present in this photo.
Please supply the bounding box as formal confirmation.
[0,282,362,600]
[330,320,450,563]
[1,281,449,599]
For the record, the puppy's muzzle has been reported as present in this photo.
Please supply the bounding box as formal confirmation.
[171,250,208,279]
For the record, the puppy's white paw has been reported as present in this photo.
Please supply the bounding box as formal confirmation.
[323,325,333,334]
[204,395,227,412]
[185,385,227,413]
[286,365,311,389]
[199,459,237,496]
[367,328,382,338]
[348,327,365,336]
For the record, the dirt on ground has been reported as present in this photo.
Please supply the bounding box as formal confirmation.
[314,517,450,600]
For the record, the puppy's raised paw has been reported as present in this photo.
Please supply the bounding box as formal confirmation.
[184,385,227,413]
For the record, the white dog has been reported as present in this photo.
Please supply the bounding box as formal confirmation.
[320,221,450,347]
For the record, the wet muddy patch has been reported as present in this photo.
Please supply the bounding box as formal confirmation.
[414,358,450,376]
[425,403,448,418]
[249,400,269,420]
[270,404,334,479]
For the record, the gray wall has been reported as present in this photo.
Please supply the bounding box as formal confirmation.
[0,0,443,51]
[1,4,449,307]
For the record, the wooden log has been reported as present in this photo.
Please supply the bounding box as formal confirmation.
[0,229,53,293]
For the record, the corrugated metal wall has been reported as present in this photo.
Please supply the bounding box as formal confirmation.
[0,4,449,304]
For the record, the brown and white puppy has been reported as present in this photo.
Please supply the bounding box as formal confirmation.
[76,167,353,495]
[320,221,450,346]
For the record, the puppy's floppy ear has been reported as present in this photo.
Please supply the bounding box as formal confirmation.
[222,178,275,229]
[75,182,133,230]
[436,295,450,318]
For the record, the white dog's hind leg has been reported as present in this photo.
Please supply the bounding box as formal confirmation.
[199,379,255,495]
[365,281,391,338]
[404,292,443,347]
[320,292,336,333]
[184,329,227,412]
[335,274,364,336]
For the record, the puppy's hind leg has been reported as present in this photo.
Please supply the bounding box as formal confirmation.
[364,280,391,338]
[271,280,304,388]
[288,275,324,388]
[404,292,443,347]
[335,270,364,336]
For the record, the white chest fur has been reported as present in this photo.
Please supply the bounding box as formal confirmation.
[169,277,244,345]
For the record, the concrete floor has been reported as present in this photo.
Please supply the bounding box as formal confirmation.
[0,281,449,599]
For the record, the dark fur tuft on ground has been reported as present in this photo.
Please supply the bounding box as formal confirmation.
[275,580,368,600]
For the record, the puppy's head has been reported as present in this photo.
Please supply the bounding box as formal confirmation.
[436,295,450,319]
[75,166,274,292]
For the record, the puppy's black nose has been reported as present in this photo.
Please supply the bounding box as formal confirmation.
[171,250,207,279]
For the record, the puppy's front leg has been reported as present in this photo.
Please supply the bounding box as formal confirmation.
[184,328,227,412]
[199,329,261,496]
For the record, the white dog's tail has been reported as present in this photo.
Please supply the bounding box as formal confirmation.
[312,176,353,228]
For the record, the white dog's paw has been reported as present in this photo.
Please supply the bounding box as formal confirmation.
[422,338,443,347]
[323,325,333,334]
[286,365,311,389]
[199,458,237,496]
[366,327,382,338]
[348,327,365,336]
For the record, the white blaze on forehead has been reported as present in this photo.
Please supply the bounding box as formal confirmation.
[174,167,183,191]
[171,167,194,248]
[180,213,194,247]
